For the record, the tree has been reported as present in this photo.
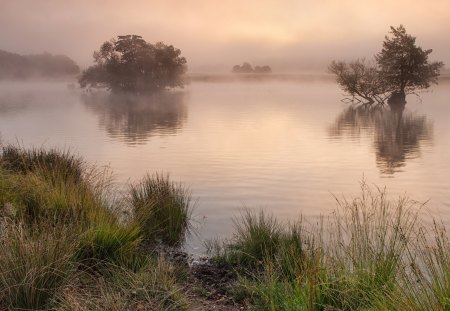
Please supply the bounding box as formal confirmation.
[232,62,254,73]
[254,65,272,74]
[329,59,386,104]
[376,25,444,97]
[329,25,444,106]
[79,35,187,92]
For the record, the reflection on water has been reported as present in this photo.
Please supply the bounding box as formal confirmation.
[330,105,433,174]
[81,91,188,145]
[1,81,449,252]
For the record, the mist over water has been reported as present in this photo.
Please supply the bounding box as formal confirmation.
[0,79,449,253]
[1,1,449,72]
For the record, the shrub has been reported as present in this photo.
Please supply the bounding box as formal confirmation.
[130,173,192,246]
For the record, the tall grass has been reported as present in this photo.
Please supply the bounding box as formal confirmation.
[318,183,421,309]
[130,173,193,246]
[77,222,142,266]
[1,145,84,184]
[211,183,448,310]
[54,257,187,311]
[0,145,114,228]
[0,146,192,310]
[225,210,282,268]
[0,222,78,310]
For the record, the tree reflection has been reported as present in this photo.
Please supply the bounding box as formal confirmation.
[329,105,433,174]
[81,91,187,145]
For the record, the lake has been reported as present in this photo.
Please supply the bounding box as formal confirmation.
[1,77,449,253]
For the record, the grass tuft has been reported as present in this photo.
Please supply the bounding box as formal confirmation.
[130,173,193,246]
[0,223,77,310]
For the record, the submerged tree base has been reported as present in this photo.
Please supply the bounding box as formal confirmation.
[387,90,406,111]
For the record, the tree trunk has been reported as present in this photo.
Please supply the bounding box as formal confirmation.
[387,91,406,112]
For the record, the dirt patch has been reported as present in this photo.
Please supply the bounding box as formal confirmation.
[161,248,247,310]
[185,260,246,311]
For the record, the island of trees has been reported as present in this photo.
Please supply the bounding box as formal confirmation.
[232,62,272,74]
[0,49,80,79]
[329,25,444,108]
[79,35,187,93]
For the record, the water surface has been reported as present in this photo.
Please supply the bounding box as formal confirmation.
[1,78,449,253]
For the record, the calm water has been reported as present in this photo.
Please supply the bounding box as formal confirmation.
[1,78,449,253]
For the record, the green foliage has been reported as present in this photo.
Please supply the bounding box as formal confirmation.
[376,25,444,94]
[130,173,192,246]
[77,223,142,266]
[79,35,187,93]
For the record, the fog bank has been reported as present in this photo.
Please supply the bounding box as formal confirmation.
[1,0,449,72]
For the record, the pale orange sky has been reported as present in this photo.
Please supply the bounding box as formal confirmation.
[1,0,448,72]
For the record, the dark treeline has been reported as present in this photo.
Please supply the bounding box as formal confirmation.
[232,62,272,74]
[0,49,80,79]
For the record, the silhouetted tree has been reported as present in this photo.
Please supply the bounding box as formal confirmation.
[376,25,444,101]
[329,59,386,104]
[232,62,272,74]
[232,62,254,73]
[330,25,443,106]
[79,35,187,92]
[254,65,272,73]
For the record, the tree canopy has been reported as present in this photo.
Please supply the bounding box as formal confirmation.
[376,25,443,95]
[79,35,187,93]
[329,25,444,106]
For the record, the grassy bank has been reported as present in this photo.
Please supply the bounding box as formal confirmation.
[208,184,450,310]
[0,145,192,310]
[0,145,449,310]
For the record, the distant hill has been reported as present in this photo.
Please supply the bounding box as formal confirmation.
[0,49,80,79]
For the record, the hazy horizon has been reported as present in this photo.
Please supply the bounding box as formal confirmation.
[1,0,449,72]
